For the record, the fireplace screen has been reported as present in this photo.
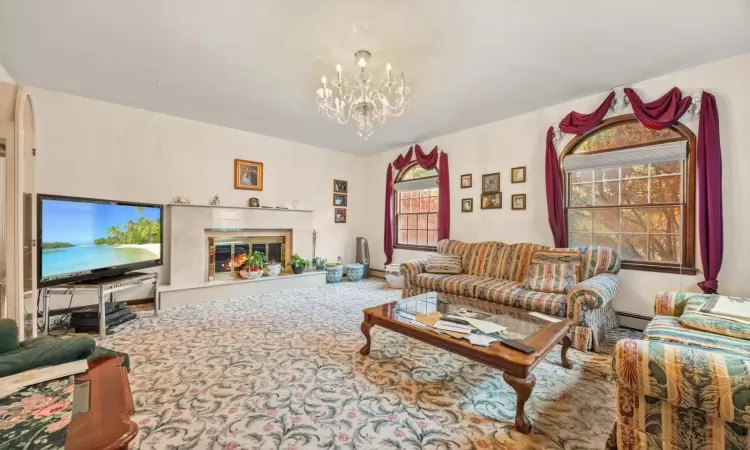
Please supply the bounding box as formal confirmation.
[208,236,286,280]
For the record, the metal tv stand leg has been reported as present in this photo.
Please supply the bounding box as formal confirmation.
[98,285,106,339]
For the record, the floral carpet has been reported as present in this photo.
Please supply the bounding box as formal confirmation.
[98,279,628,450]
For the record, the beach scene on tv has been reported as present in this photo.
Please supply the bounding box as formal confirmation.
[40,199,161,279]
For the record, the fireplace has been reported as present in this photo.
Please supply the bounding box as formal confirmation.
[208,235,287,280]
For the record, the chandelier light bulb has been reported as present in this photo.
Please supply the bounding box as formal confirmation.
[357,57,367,68]
[321,76,327,87]
[386,63,392,73]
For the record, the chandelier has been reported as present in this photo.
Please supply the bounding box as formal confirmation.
[316,50,410,139]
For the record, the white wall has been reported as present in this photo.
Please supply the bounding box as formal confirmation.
[0,60,14,83]
[29,87,365,309]
[362,52,750,317]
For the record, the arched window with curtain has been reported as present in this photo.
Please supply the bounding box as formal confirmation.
[561,114,696,274]
[393,163,439,249]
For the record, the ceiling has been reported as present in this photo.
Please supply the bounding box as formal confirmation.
[0,1,748,154]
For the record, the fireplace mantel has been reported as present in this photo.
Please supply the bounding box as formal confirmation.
[168,203,314,213]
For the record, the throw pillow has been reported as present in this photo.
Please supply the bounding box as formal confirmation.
[424,254,463,274]
[679,311,750,340]
[522,262,578,294]
[697,295,750,321]
[530,249,583,280]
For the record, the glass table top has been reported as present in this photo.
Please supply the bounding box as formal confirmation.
[390,292,549,341]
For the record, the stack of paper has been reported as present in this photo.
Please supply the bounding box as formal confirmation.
[434,320,474,334]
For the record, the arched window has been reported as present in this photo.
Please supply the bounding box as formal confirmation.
[394,163,439,249]
[562,114,696,274]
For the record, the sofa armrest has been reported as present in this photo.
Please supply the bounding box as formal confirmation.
[567,273,619,322]
[400,259,427,286]
[654,291,713,317]
[613,338,750,428]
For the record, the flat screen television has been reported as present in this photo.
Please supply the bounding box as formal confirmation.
[37,194,163,287]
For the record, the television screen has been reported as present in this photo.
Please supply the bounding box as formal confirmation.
[38,195,163,286]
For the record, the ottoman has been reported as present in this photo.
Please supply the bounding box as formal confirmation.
[326,264,343,283]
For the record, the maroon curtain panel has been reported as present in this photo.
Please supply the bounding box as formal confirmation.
[696,92,723,293]
[559,91,615,134]
[625,87,691,130]
[437,151,450,240]
[384,145,450,265]
[545,127,567,247]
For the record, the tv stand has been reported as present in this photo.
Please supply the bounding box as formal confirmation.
[40,271,159,338]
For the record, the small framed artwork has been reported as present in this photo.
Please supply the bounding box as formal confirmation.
[481,193,502,209]
[333,179,348,193]
[460,174,472,188]
[234,159,263,191]
[248,197,260,207]
[333,193,347,207]
[461,198,473,212]
[511,166,527,184]
[482,173,500,193]
[511,194,527,210]
[334,208,347,223]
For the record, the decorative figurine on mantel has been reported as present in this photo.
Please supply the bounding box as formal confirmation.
[210,195,220,206]
[248,197,260,208]
[173,196,190,204]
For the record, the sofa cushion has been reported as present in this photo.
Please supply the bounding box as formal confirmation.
[523,262,578,294]
[695,294,750,321]
[436,239,477,273]
[475,279,567,317]
[465,241,504,277]
[413,273,486,297]
[494,243,549,282]
[643,316,750,358]
[424,254,463,274]
[679,312,750,340]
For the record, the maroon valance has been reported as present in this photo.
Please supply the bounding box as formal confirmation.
[624,87,691,130]
[384,145,450,265]
[545,88,724,293]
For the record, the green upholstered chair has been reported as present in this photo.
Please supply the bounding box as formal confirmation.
[0,318,129,378]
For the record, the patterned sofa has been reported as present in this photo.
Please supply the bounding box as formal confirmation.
[609,292,750,449]
[400,240,620,352]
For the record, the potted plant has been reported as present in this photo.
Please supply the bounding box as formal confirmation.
[312,256,327,271]
[290,253,310,274]
[240,251,265,279]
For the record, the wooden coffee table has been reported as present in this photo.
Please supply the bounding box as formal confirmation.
[360,292,574,434]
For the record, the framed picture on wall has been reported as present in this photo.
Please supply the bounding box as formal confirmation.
[461,198,473,212]
[333,193,347,207]
[511,194,527,210]
[511,166,527,183]
[482,173,500,193]
[334,208,347,223]
[460,174,472,188]
[481,193,502,209]
[234,159,263,191]
[333,180,348,193]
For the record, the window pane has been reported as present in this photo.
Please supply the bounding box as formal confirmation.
[409,198,419,212]
[621,208,648,233]
[399,230,408,244]
[418,214,428,230]
[650,207,681,233]
[622,164,649,179]
[569,233,592,247]
[650,161,681,176]
[427,214,438,230]
[593,233,618,250]
[570,184,593,207]
[401,166,438,180]
[650,235,681,263]
[429,196,439,213]
[407,214,417,230]
[400,199,410,213]
[417,230,428,245]
[594,181,619,206]
[592,208,619,233]
[595,167,619,181]
[621,178,648,205]
[419,197,430,212]
[399,191,409,201]
[568,209,592,233]
[650,175,681,203]
[427,230,437,246]
[407,230,418,244]
[621,234,648,261]
[430,188,438,197]
[420,189,431,198]
[398,215,408,229]
[572,121,682,154]
[571,170,594,183]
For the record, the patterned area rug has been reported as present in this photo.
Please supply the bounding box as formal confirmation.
[98,279,629,449]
